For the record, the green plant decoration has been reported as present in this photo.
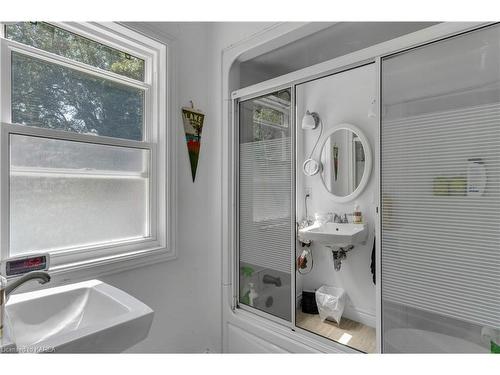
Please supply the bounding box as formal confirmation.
[491,340,500,354]
[241,266,254,278]
[240,266,255,306]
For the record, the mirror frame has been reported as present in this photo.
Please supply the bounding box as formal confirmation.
[318,123,372,203]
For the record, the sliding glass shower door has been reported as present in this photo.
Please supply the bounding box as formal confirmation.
[381,25,500,353]
[238,89,293,321]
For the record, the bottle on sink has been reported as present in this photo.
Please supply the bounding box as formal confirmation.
[353,202,363,224]
[248,283,259,307]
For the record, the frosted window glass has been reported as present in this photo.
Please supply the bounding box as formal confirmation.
[9,134,149,255]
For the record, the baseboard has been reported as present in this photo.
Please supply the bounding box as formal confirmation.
[296,293,375,328]
[342,305,376,328]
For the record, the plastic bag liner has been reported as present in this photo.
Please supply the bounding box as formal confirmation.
[315,285,346,324]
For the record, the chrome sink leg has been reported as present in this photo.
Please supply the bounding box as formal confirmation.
[331,245,354,271]
[332,249,345,271]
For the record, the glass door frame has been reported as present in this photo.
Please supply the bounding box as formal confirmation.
[233,84,297,329]
[378,23,500,353]
[229,22,493,353]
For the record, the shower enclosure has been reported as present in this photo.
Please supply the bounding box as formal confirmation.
[231,22,500,353]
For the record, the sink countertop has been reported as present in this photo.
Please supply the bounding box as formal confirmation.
[298,222,368,246]
[5,279,154,353]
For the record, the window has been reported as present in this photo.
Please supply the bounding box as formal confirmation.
[5,22,145,80]
[0,22,171,271]
[251,90,290,142]
[11,51,144,140]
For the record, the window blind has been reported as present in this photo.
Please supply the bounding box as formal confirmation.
[381,102,500,328]
[239,137,293,274]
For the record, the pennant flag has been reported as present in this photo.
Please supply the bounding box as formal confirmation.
[181,106,205,182]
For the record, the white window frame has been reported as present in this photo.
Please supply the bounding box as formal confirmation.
[0,22,175,277]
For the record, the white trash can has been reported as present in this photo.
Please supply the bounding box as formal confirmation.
[315,285,346,324]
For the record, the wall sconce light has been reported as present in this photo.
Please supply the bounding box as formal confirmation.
[302,110,322,176]
[302,110,320,130]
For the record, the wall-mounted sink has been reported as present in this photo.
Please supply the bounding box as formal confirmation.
[5,279,153,353]
[298,222,368,247]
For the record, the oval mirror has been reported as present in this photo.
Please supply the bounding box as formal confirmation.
[319,124,372,202]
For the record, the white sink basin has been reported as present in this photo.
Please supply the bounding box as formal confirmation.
[299,222,368,246]
[5,279,153,353]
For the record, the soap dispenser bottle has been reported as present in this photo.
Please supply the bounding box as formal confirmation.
[353,202,363,224]
[248,283,258,307]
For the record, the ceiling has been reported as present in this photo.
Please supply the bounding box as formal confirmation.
[238,22,439,88]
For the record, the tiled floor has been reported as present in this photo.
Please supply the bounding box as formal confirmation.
[296,310,377,353]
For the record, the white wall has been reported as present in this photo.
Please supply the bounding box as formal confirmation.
[97,22,276,353]
[296,64,377,327]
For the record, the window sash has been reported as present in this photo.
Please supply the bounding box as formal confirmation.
[48,22,154,84]
[0,22,168,271]
[2,22,153,83]
[0,123,160,268]
[0,38,151,131]
[5,22,146,82]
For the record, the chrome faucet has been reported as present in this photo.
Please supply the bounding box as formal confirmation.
[4,271,51,301]
[333,213,349,223]
[262,274,282,287]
